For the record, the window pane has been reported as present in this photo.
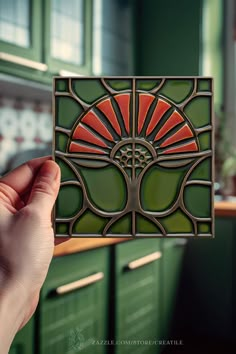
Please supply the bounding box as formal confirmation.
[51,0,84,65]
[93,0,133,75]
[0,0,30,47]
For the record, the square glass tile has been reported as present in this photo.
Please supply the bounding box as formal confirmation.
[54,77,214,238]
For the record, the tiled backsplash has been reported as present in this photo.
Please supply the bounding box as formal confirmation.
[0,97,52,174]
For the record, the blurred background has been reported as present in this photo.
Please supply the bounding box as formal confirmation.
[0,0,235,353]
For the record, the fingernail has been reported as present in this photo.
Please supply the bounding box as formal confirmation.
[39,161,59,181]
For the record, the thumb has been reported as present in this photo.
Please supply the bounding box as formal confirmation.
[27,160,60,217]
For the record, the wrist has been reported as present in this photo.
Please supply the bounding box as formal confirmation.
[0,283,28,353]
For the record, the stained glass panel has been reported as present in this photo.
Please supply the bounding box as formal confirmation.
[54,77,214,238]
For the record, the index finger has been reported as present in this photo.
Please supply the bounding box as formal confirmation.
[0,156,52,196]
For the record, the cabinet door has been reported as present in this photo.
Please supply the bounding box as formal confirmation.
[44,0,92,75]
[181,218,234,339]
[9,317,34,354]
[161,238,187,340]
[39,248,109,354]
[114,239,162,354]
[0,0,43,74]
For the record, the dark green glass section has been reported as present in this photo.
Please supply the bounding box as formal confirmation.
[198,222,211,233]
[141,164,190,211]
[198,79,211,92]
[106,79,132,90]
[137,79,162,91]
[159,79,193,103]
[55,79,68,92]
[55,132,68,153]
[73,210,108,234]
[56,96,83,129]
[199,131,211,150]
[136,214,161,233]
[56,223,69,235]
[161,209,193,233]
[72,79,107,103]
[189,158,211,181]
[184,96,211,128]
[56,158,77,181]
[79,165,127,212]
[109,214,131,234]
[57,185,83,218]
[184,185,211,217]
[158,159,194,168]
[71,158,109,168]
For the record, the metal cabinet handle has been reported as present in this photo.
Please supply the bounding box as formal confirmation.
[0,52,47,71]
[126,251,162,270]
[174,239,188,247]
[59,69,83,76]
[163,239,188,250]
[55,272,104,295]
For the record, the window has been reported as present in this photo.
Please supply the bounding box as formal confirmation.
[51,0,85,65]
[0,0,30,47]
[200,0,223,110]
[93,0,133,75]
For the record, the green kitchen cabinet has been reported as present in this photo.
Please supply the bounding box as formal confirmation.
[0,0,44,80]
[44,0,92,76]
[38,247,110,354]
[179,217,234,340]
[0,0,92,82]
[114,239,162,354]
[134,0,202,76]
[161,238,187,340]
[9,317,34,354]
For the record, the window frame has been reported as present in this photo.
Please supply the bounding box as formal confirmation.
[0,0,42,62]
[44,0,92,76]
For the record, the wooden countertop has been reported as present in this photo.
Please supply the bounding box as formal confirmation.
[54,237,132,257]
[53,200,236,257]
[214,200,236,217]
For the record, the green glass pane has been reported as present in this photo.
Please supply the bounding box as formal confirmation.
[189,158,211,181]
[73,210,108,234]
[161,209,193,233]
[184,96,211,128]
[56,96,83,129]
[57,185,83,218]
[136,214,161,233]
[197,79,211,92]
[79,165,127,212]
[141,164,190,211]
[198,222,211,233]
[109,214,131,234]
[137,79,162,91]
[199,132,211,150]
[184,185,211,217]
[55,79,68,92]
[56,132,68,153]
[159,79,194,103]
[56,158,77,182]
[72,79,107,103]
[106,79,132,91]
[56,223,69,235]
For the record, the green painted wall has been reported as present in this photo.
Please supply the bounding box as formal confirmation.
[134,0,202,75]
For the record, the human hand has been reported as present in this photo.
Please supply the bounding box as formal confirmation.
[0,157,64,352]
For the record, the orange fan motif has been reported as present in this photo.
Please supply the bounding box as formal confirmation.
[67,93,199,176]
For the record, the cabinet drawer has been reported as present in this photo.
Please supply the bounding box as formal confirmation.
[39,247,109,354]
[114,239,161,354]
